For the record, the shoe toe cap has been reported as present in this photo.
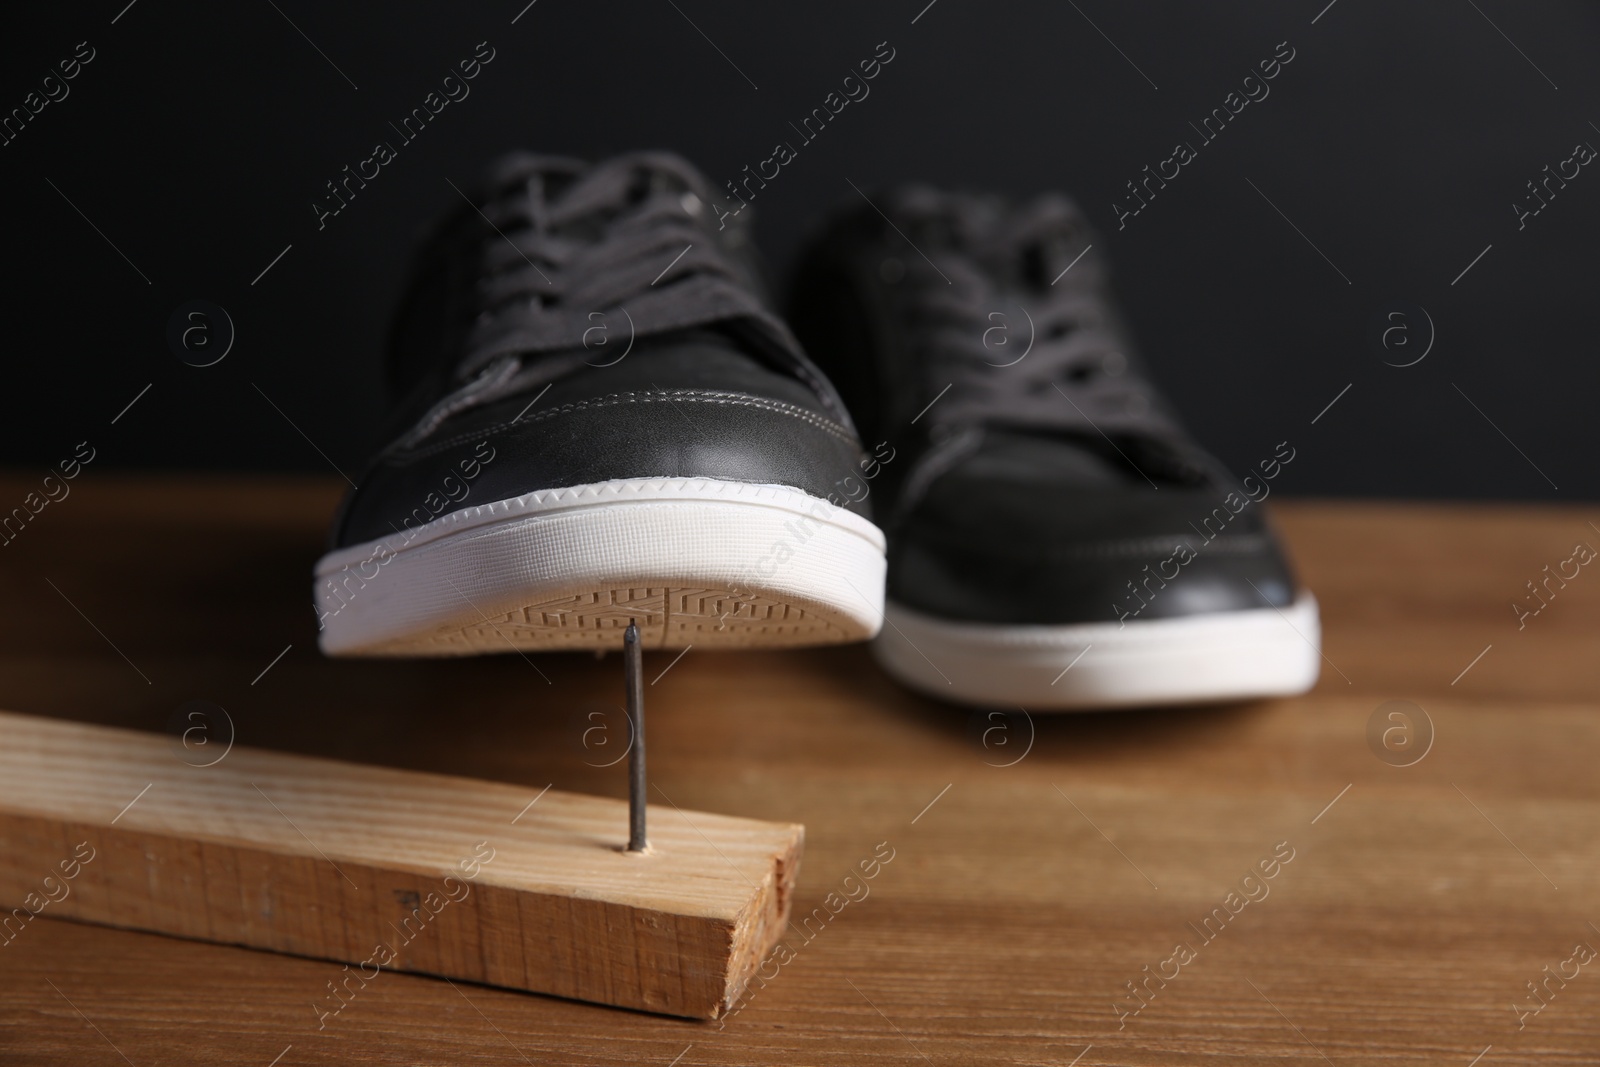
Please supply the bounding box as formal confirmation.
[888,480,1300,626]
[333,339,872,548]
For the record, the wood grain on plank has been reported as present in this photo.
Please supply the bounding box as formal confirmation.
[0,710,802,1019]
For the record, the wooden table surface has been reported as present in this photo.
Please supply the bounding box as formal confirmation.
[0,475,1596,1066]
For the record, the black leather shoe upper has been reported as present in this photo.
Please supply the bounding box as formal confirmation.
[329,153,873,549]
[789,187,1300,626]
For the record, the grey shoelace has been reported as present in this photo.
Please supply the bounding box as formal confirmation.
[395,152,853,448]
[885,188,1178,442]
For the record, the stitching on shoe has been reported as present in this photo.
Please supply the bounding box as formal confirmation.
[390,389,858,460]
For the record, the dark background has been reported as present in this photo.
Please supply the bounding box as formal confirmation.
[3,0,1595,499]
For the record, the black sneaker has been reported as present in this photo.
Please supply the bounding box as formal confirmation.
[313,152,886,655]
[789,186,1319,709]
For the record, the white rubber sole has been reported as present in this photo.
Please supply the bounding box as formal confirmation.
[314,478,887,656]
[873,595,1322,710]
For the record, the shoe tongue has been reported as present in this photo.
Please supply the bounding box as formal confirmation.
[896,190,1080,290]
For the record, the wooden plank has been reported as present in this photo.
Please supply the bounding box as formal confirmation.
[0,709,802,1020]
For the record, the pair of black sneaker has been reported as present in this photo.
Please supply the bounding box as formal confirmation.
[313,152,1319,710]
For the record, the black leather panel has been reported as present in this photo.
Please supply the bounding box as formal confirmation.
[333,336,872,547]
[886,454,1298,624]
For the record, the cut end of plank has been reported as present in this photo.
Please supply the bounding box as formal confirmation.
[0,710,802,1019]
